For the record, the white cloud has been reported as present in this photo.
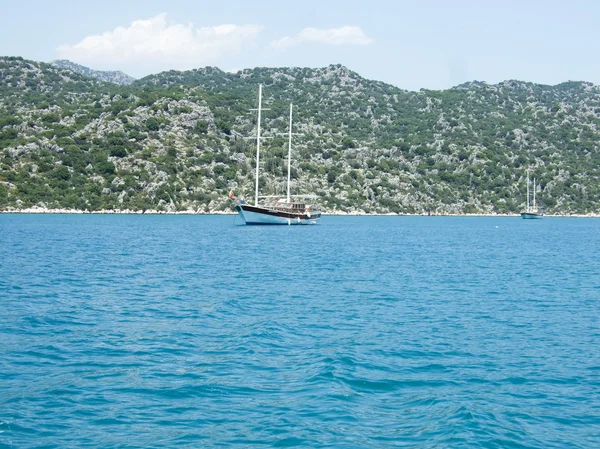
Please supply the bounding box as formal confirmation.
[271,26,374,48]
[57,13,262,72]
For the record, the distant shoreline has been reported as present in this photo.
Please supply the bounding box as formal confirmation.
[1,208,599,218]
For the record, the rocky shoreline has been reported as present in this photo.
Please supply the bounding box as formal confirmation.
[1,207,599,218]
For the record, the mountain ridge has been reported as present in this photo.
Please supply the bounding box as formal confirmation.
[52,59,136,85]
[1,56,600,215]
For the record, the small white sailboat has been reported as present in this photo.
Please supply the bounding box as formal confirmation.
[521,171,543,219]
[230,85,321,225]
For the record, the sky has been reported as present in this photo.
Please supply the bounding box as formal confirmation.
[2,0,600,91]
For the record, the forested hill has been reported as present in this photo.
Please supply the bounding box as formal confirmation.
[52,60,136,85]
[1,56,600,214]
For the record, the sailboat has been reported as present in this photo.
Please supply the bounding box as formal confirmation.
[230,85,321,225]
[521,171,543,219]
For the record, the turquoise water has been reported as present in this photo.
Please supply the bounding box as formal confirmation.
[1,215,599,448]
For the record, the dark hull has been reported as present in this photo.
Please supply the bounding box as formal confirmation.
[235,204,321,225]
[521,212,543,219]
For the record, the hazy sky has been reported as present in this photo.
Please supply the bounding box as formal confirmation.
[2,0,599,91]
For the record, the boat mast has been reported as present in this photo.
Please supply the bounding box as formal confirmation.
[526,171,530,213]
[533,178,536,210]
[254,84,263,207]
[287,103,293,204]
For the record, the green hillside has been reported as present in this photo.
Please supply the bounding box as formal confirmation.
[1,56,600,214]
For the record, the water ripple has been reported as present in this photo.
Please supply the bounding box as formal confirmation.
[1,215,599,448]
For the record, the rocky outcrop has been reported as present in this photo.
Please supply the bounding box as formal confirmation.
[52,60,136,85]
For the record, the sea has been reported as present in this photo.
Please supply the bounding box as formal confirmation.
[1,214,599,448]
